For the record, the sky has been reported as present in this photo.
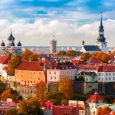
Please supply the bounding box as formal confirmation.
[0,0,115,46]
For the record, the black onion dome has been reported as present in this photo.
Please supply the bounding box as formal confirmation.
[17,40,22,46]
[11,41,15,46]
[97,35,106,42]
[8,32,15,41]
[1,40,5,46]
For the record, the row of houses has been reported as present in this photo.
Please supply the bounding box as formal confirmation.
[0,54,115,97]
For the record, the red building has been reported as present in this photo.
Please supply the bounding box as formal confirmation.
[53,105,79,115]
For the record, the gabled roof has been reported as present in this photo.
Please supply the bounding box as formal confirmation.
[0,55,11,64]
[16,61,44,71]
[83,45,101,51]
[86,92,105,103]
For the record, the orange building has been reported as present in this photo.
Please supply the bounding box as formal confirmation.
[15,61,46,86]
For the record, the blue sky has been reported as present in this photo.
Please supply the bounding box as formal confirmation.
[0,0,115,46]
[1,0,115,21]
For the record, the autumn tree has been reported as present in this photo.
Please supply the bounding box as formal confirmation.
[36,80,47,101]
[97,107,112,115]
[81,52,91,62]
[102,107,112,115]
[97,107,103,115]
[8,54,22,75]
[58,76,73,99]
[4,109,18,115]
[66,50,76,57]
[22,49,39,61]
[18,97,43,115]
[94,52,111,63]
[0,80,6,94]
[101,54,110,63]
[58,51,66,56]
[1,88,20,102]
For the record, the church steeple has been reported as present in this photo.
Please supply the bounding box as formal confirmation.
[97,13,108,53]
[99,13,104,34]
[97,13,105,43]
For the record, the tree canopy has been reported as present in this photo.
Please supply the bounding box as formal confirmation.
[58,76,73,99]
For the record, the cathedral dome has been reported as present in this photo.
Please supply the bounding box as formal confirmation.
[1,41,5,46]
[17,40,22,46]
[8,32,15,41]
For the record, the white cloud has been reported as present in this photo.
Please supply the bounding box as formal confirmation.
[0,18,114,47]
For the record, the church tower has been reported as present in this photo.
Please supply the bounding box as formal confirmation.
[97,13,108,53]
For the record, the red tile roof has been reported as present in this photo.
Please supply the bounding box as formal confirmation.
[0,55,11,64]
[98,64,115,72]
[86,92,105,103]
[79,64,99,70]
[16,61,44,71]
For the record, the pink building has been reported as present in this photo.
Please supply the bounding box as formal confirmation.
[47,62,77,83]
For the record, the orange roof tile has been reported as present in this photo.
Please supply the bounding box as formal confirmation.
[0,55,11,64]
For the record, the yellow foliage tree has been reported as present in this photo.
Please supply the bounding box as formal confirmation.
[36,80,47,101]
[58,76,73,99]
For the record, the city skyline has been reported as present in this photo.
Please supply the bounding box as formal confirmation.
[0,0,115,46]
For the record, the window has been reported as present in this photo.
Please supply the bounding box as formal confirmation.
[51,76,52,79]
[109,73,111,76]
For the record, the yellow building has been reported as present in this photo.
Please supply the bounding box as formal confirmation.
[15,61,46,86]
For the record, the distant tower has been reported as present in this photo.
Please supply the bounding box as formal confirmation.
[50,39,57,53]
[7,32,15,47]
[97,13,108,53]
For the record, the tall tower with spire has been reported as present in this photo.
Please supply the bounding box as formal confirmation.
[97,13,108,53]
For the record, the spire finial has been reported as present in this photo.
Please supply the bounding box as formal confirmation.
[10,28,12,33]
[100,12,103,27]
